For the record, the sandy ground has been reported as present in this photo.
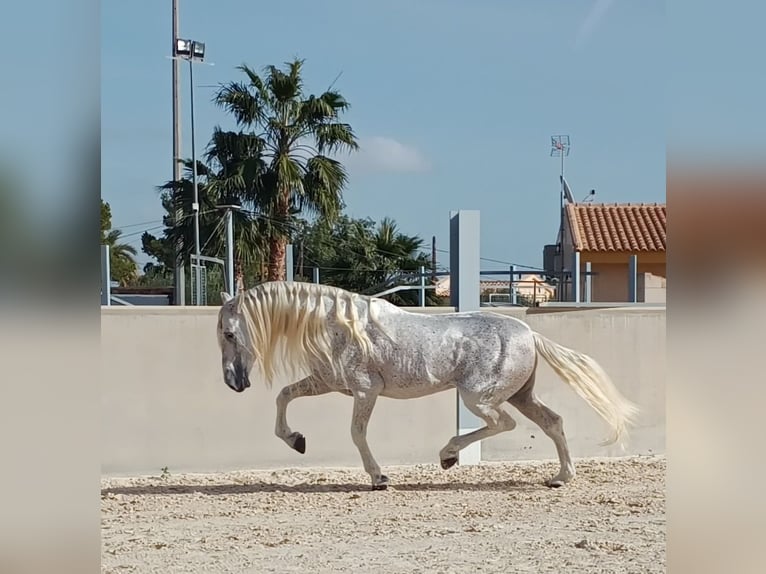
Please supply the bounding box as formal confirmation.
[101,455,665,573]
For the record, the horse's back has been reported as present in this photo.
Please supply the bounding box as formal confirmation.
[369,307,535,396]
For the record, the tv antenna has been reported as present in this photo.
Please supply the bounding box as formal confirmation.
[550,135,571,248]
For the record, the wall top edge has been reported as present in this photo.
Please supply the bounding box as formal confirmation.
[101,305,665,317]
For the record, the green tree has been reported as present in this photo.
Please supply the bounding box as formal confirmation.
[100,200,138,286]
[296,215,445,306]
[212,58,358,281]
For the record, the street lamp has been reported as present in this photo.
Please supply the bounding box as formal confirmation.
[173,38,208,304]
[216,197,243,296]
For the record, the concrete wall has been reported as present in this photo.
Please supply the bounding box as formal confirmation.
[101,307,457,477]
[481,307,666,462]
[101,306,665,476]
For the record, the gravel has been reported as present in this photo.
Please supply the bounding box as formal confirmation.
[102,455,665,573]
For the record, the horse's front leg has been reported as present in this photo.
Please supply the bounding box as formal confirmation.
[350,390,388,491]
[275,376,334,454]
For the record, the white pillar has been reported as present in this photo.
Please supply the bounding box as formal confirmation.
[628,255,638,302]
[450,210,482,466]
[573,251,581,303]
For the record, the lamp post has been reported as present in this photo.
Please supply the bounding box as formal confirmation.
[171,0,184,305]
[174,38,207,304]
[216,198,242,296]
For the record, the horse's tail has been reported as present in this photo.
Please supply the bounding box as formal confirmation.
[532,331,639,448]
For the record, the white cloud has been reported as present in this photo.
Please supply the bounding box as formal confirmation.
[575,0,615,49]
[339,136,431,174]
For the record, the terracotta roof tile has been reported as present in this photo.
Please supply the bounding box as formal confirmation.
[566,203,666,252]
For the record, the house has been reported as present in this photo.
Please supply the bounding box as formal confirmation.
[515,273,556,304]
[435,277,516,300]
[434,274,556,305]
[544,202,666,303]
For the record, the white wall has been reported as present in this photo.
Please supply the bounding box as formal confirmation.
[101,306,665,476]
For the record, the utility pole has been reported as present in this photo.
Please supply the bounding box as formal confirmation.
[171,0,185,305]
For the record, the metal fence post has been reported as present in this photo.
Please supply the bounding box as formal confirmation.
[510,264,517,305]
[101,245,111,306]
[285,244,294,282]
[419,265,426,307]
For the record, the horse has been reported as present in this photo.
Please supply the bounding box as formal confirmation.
[216,281,639,490]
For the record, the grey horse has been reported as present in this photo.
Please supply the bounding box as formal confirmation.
[216,281,638,490]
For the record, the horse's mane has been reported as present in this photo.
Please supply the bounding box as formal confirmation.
[235,281,388,386]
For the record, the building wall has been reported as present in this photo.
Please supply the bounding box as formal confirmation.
[102,306,666,476]
[638,273,667,303]
[574,252,666,302]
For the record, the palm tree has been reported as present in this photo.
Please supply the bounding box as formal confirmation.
[367,217,438,305]
[157,157,269,273]
[373,217,429,272]
[213,58,359,281]
[101,199,138,286]
[294,214,444,305]
[104,228,138,286]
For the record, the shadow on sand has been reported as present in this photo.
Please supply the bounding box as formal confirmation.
[102,478,549,497]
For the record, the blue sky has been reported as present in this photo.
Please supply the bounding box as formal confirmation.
[102,0,666,271]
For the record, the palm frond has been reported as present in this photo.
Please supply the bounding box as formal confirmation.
[213,81,266,127]
[264,59,304,103]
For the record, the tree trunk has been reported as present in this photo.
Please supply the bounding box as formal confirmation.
[267,236,287,281]
[266,186,290,282]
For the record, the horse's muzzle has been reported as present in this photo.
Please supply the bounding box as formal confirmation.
[224,363,251,393]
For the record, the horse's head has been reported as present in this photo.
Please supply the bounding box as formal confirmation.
[216,291,253,393]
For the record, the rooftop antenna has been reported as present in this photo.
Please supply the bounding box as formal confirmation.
[550,134,571,247]
[581,189,596,203]
[327,70,344,91]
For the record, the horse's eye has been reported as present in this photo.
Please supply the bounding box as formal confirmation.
[224,332,235,342]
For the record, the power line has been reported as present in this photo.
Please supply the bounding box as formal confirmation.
[109,207,545,274]
[435,248,544,272]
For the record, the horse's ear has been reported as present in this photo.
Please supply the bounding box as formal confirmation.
[220,292,233,304]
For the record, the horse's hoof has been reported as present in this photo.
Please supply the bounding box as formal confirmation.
[371,475,389,491]
[546,479,565,488]
[290,433,306,454]
[440,457,458,470]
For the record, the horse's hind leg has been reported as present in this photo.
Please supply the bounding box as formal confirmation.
[508,372,575,487]
[439,391,517,470]
[275,376,334,454]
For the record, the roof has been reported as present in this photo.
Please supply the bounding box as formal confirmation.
[566,202,666,252]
